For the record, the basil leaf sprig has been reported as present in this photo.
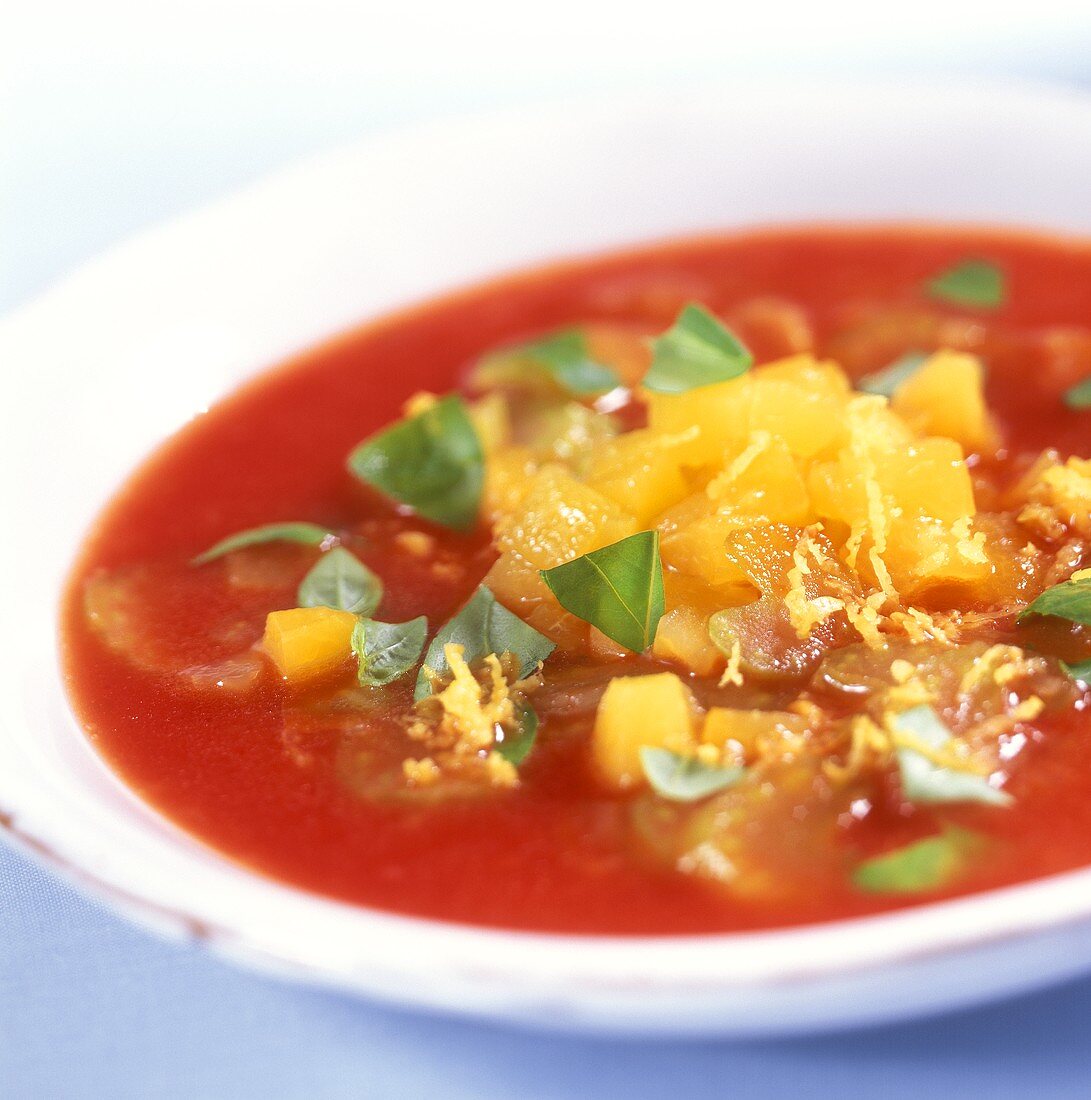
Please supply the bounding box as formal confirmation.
[1061,658,1091,685]
[474,329,620,396]
[1018,572,1091,628]
[192,522,334,565]
[540,530,665,653]
[414,586,556,701]
[925,259,1006,309]
[640,747,745,802]
[642,303,752,394]
[1064,377,1091,410]
[347,394,484,531]
[352,616,428,687]
[852,828,982,895]
[495,701,539,765]
[893,705,1012,808]
[298,546,383,616]
[858,351,928,397]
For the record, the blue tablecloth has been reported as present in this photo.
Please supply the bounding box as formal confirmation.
[3,836,1091,1098]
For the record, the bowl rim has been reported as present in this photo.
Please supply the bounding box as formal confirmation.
[6,74,1091,1025]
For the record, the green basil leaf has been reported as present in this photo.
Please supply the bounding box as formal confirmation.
[347,394,483,531]
[352,615,428,687]
[642,303,752,394]
[1061,658,1091,684]
[192,522,333,565]
[858,351,928,397]
[1018,574,1091,627]
[640,747,745,802]
[894,705,1012,807]
[852,828,982,895]
[1064,377,1091,409]
[540,530,664,653]
[415,586,556,701]
[926,259,1006,309]
[495,701,539,765]
[298,546,383,615]
[474,329,619,395]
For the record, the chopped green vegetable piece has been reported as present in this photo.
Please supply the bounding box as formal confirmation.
[540,530,664,653]
[298,547,383,615]
[894,705,1012,807]
[475,329,619,395]
[414,586,555,701]
[495,701,539,766]
[192,522,333,565]
[1064,377,1091,409]
[858,351,928,397]
[925,259,1005,309]
[852,828,982,895]
[352,615,428,687]
[1018,574,1091,628]
[347,394,483,531]
[642,303,752,394]
[640,747,745,802]
[1061,658,1091,684]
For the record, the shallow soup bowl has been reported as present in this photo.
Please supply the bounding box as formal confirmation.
[4,79,1091,1036]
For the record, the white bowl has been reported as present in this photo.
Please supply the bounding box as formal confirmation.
[5,78,1091,1037]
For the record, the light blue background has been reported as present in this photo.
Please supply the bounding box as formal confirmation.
[5,7,1091,1095]
[6,840,1091,1098]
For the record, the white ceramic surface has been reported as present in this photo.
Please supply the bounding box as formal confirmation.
[4,79,1091,1036]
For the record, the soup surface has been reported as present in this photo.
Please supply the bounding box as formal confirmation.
[62,226,1091,934]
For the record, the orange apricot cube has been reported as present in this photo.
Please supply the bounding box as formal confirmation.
[263,607,357,682]
[493,467,638,569]
[706,432,811,524]
[585,428,692,524]
[891,350,998,454]
[593,673,700,789]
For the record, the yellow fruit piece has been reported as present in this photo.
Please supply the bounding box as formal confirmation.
[483,447,538,518]
[891,350,999,454]
[493,466,638,569]
[483,550,588,652]
[593,673,700,789]
[653,607,722,676]
[706,432,811,524]
[468,392,511,455]
[585,428,692,524]
[645,374,754,468]
[701,708,810,759]
[263,607,357,682]
[652,570,738,675]
[656,493,752,589]
[747,356,853,459]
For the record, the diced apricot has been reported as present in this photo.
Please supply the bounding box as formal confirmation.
[747,356,852,459]
[891,350,998,454]
[468,392,511,455]
[483,550,589,652]
[593,673,700,789]
[654,606,723,676]
[483,446,538,518]
[657,493,752,589]
[652,571,736,675]
[706,432,811,524]
[263,607,357,682]
[701,708,810,759]
[645,374,754,468]
[586,428,691,524]
[493,466,638,569]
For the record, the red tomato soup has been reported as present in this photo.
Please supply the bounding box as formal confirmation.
[61,227,1091,935]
